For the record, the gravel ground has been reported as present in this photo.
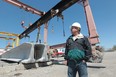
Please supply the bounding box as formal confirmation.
[0,51,116,77]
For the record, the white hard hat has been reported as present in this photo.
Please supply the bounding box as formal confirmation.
[71,22,81,28]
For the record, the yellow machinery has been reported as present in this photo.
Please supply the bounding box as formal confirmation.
[0,32,20,48]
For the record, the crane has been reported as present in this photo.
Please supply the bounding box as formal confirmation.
[0,32,19,48]
[18,0,99,45]
[17,0,99,45]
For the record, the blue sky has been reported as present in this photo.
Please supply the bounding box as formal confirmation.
[0,0,116,49]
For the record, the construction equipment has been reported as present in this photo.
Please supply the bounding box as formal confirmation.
[5,0,99,44]
[0,32,20,48]
[2,0,103,63]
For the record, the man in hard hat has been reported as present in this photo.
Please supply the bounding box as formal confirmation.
[64,22,92,77]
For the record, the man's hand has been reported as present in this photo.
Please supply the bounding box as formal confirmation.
[82,60,86,63]
[63,60,67,65]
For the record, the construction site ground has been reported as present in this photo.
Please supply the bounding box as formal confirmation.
[0,51,116,77]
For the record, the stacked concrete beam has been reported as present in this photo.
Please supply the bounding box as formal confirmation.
[0,43,49,64]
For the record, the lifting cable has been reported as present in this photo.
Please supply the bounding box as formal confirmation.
[36,27,41,43]
[59,13,65,37]
[56,13,65,37]
[48,20,54,33]
[62,17,65,37]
